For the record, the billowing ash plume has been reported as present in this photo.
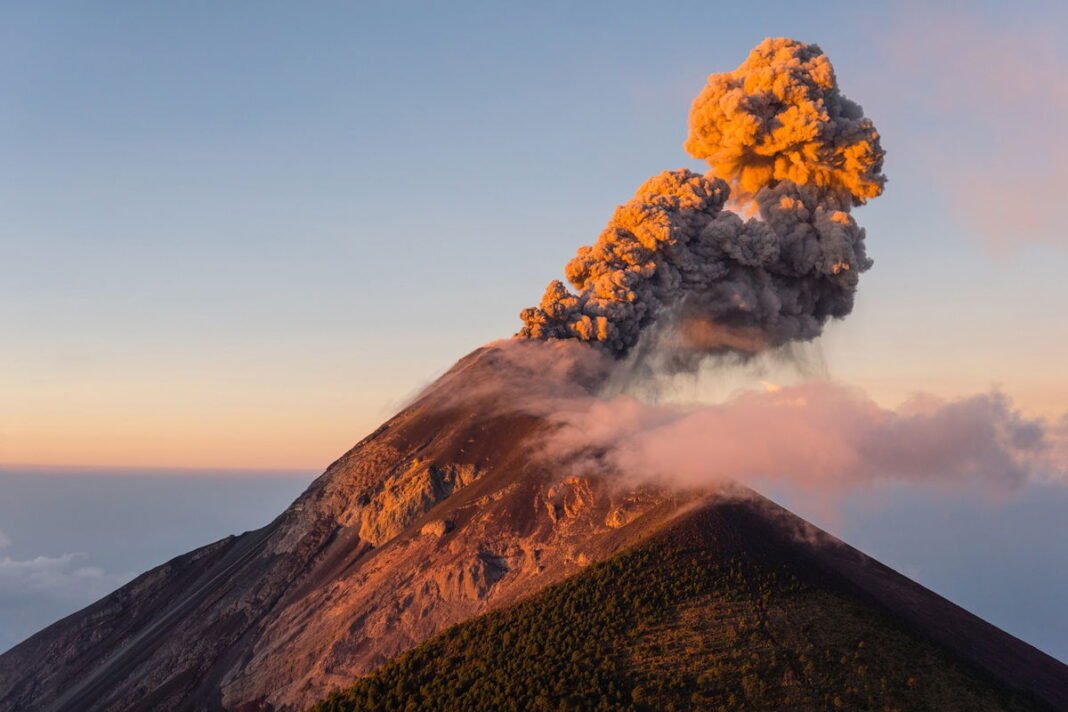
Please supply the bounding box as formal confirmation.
[685,37,885,206]
[518,38,885,360]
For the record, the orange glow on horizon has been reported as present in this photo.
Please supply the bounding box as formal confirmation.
[5,375,1064,472]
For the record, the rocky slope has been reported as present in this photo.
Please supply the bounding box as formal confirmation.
[0,346,695,711]
[313,496,1068,711]
[1,344,1065,711]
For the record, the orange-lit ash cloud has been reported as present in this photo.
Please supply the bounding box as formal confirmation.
[686,37,884,206]
[501,39,1068,496]
[519,38,883,363]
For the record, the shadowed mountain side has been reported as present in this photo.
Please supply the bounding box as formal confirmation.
[312,496,1067,712]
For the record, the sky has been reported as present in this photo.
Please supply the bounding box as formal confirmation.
[4,0,1068,470]
[2,0,1067,660]
[0,468,309,653]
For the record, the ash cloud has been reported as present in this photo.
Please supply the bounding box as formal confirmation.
[519,38,884,362]
[685,37,885,206]
[428,39,1064,504]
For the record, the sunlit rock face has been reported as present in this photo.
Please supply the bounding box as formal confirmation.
[0,347,699,711]
[352,460,481,546]
[2,344,1065,712]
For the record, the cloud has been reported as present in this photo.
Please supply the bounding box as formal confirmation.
[541,380,1066,495]
[417,342,1066,500]
[0,534,131,605]
[685,38,884,206]
[0,545,131,651]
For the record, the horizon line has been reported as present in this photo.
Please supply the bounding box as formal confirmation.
[0,462,322,478]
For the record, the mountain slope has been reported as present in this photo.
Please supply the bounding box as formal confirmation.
[0,347,695,711]
[312,496,1066,712]
[0,345,1064,711]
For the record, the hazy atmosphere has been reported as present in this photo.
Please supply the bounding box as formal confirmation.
[2,3,1067,708]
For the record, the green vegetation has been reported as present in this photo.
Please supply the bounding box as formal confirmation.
[310,531,1040,712]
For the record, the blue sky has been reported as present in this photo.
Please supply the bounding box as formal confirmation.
[2,0,1067,662]
[5,1,1067,468]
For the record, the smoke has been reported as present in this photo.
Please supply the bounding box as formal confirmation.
[428,39,1064,504]
[541,380,1067,496]
[685,37,885,206]
[414,342,1066,499]
[518,38,884,362]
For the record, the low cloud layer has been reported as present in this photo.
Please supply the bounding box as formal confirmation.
[0,553,127,603]
[0,533,131,604]
[0,530,133,652]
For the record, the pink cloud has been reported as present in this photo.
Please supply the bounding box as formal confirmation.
[544,382,1066,495]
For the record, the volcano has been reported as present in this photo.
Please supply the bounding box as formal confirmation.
[0,346,1065,712]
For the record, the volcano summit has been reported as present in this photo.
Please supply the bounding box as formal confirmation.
[1,38,1065,712]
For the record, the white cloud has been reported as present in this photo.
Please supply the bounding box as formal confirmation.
[0,549,132,603]
[0,532,134,652]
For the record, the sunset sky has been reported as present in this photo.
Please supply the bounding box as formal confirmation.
[4,1,1067,471]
